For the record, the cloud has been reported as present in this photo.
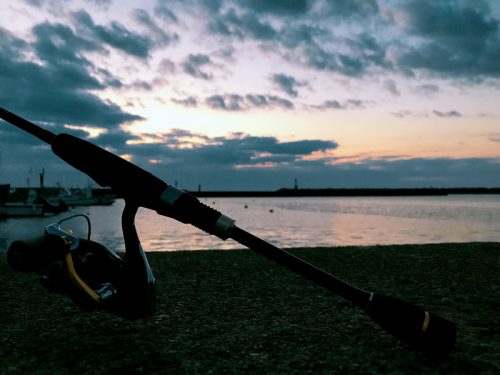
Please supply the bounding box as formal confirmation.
[149,0,500,85]
[278,23,325,49]
[489,134,500,143]
[205,94,244,111]
[391,109,462,118]
[391,110,421,119]
[282,31,390,78]
[205,94,294,111]
[239,0,311,16]
[384,79,400,96]
[199,0,500,83]
[154,2,179,23]
[158,58,176,74]
[32,21,103,71]
[271,73,308,97]
[181,53,214,80]
[72,10,153,58]
[398,1,500,79]
[433,110,462,118]
[27,0,113,7]
[131,8,179,47]
[209,8,278,41]
[3,118,500,190]
[415,84,440,96]
[124,131,338,169]
[171,96,198,107]
[0,24,142,130]
[310,99,370,111]
[321,0,380,18]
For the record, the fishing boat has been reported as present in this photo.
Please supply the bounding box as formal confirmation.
[0,185,44,218]
[0,202,44,217]
[55,186,116,206]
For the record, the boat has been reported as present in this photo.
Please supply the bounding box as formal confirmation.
[55,186,116,206]
[0,185,44,218]
[0,202,44,217]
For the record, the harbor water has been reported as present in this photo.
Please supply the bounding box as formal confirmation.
[1,195,500,252]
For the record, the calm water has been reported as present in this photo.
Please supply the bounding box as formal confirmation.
[1,195,500,252]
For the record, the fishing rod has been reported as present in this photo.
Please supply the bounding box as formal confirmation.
[0,107,456,358]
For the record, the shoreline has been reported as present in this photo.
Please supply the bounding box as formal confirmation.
[1,242,499,374]
[6,186,500,200]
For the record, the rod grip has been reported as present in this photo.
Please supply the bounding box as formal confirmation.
[362,293,456,359]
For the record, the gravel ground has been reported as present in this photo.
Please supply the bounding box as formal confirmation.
[1,243,499,374]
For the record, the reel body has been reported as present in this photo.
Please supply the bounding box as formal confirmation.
[7,204,155,320]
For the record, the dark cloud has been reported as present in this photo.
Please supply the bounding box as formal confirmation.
[206,94,244,111]
[126,80,153,90]
[158,58,176,74]
[391,110,462,118]
[278,23,325,49]
[24,0,44,6]
[0,24,142,130]
[415,84,440,96]
[205,94,294,111]
[209,8,277,41]
[181,54,214,80]
[271,73,308,97]
[32,22,102,71]
[3,119,500,190]
[86,0,112,7]
[322,0,379,18]
[154,3,179,23]
[433,110,462,118]
[240,0,311,16]
[30,0,114,7]
[144,152,500,190]
[403,1,497,41]
[93,129,142,148]
[398,1,500,79]
[126,132,338,170]
[311,99,370,111]
[384,79,400,96]
[349,32,390,69]
[3,0,500,191]
[391,110,419,119]
[73,10,153,58]
[132,8,179,47]
[199,0,499,82]
[191,1,387,78]
[291,40,377,77]
[245,95,294,109]
[0,26,29,57]
[171,96,198,107]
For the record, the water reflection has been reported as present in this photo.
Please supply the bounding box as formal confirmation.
[1,195,500,252]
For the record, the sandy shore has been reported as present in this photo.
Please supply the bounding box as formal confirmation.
[1,243,499,374]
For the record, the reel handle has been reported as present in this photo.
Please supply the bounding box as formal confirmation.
[7,234,67,273]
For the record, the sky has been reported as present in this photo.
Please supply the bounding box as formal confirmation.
[0,0,499,191]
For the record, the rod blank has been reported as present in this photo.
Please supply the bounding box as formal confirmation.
[230,226,457,358]
[0,107,55,144]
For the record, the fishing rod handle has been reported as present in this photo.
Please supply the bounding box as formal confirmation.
[362,293,456,359]
[51,134,234,239]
